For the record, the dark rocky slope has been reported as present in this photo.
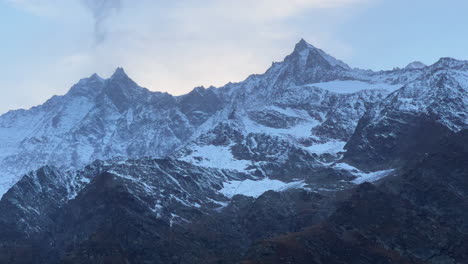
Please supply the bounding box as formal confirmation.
[243,130,468,264]
[1,131,466,263]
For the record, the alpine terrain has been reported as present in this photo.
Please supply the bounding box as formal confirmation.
[0,39,467,264]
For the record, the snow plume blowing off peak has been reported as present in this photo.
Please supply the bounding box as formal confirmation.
[81,0,122,44]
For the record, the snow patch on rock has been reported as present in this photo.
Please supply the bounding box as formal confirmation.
[179,144,251,172]
[305,141,346,155]
[310,80,402,94]
[334,163,395,184]
[219,178,306,198]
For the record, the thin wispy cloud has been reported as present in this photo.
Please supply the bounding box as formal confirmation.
[80,0,122,43]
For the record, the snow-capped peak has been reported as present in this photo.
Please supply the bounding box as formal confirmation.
[110,67,129,80]
[432,57,468,68]
[106,67,141,93]
[290,39,350,70]
[405,61,426,69]
[68,73,106,97]
[90,73,103,80]
[293,38,316,52]
[2,38,468,201]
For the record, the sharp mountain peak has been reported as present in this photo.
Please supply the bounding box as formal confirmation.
[293,38,318,51]
[110,67,129,80]
[288,38,351,70]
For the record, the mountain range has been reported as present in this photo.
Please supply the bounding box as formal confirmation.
[0,39,467,264]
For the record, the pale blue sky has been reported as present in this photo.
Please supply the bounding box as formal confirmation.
[1,0,468,114]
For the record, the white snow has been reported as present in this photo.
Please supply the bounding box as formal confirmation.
[351,169,395,184]
[1,41,467,203]
[219,178,306,198]
[302,42,350,70]
[315,48,351,70]
[179,144,251,172]
[334,163,395,184]
[305,141,346,155]
[310,80,402,94]
[334,162,360,171]
[299,49,310,65]
[169,213,190,227]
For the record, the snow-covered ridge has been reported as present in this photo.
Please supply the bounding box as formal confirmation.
[294,39,351,70]
[1,39,468,199]
[309,80,402,94]
[219,178,307,198]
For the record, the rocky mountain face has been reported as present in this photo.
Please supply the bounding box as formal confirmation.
[0,39,406,196]
[344,58,468,171]
[243,130,468,264]
[0,69,223,195]
[0,39,467,263]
